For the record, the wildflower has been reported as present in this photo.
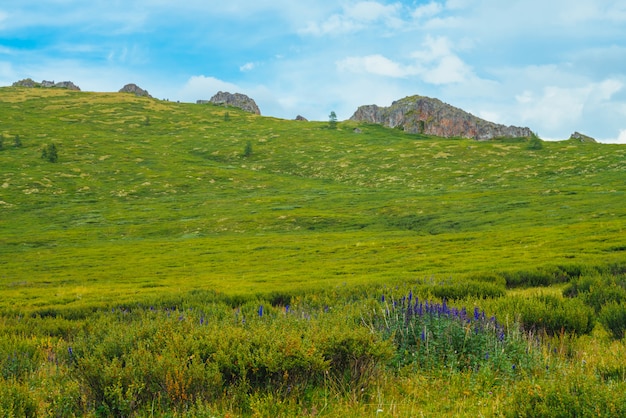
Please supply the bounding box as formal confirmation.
[381,294,385,303]
[258,305,264,317]
[68,347,74,357]
[285,304,290,314]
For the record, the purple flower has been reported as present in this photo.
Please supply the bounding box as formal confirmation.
[258,305,264,317]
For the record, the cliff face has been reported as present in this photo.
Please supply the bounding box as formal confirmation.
[350,95,532,140]
[207,91,261,115]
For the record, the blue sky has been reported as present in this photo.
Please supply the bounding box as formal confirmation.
[1,1,625,143]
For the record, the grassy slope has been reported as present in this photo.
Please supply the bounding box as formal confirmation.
[1,87,624,313]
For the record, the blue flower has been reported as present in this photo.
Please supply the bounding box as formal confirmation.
[258,305,264,317]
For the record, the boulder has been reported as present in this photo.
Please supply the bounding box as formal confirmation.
[209,91,260,115]
[350,95,532,140]
[12,78,81,90]
[569,132,597,143]
[54,81,80,91]
[295,115,308,121]
[12,78,38,88]
[119,83,152,98]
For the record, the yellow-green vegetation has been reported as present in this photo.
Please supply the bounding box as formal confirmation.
[0,87,625,416]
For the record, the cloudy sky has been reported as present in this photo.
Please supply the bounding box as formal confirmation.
[1,1,625,143]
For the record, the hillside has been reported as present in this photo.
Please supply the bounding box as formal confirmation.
[0,87,624,313]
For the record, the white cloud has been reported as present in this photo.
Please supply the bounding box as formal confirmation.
[615,130,626,144]
[412,2,443,19]
[337,54,416,78]
[239,62,256,72]
[300,1,403,36]
[336,35,472,84]
[178,75,241,103]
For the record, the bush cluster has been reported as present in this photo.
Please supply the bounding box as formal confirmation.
[370,292,540,375]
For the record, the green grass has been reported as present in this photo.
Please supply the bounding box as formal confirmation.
[0,87,625,416]
[1,87,623,313]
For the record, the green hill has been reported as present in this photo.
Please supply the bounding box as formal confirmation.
[1,87,624,312]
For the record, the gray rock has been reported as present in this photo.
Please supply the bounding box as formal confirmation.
[54,81,81,91]
[12,78,81,90]
[295,115,308,121]
[209,91,260,115]
[12,78,38,88]
[119,83,152,98]
[350,95,532,140]
[569,132,597,143]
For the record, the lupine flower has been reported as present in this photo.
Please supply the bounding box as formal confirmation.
[258,305,264,317]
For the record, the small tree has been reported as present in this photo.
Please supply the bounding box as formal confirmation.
[243,141,253,158]
[527,133,543,150]
[328,111,337,129]
[41,143,58,163]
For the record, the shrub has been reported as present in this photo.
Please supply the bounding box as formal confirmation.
[0,381,37,417]
[506,375,626,417]
[599,302,626,340]
[494,295,595,335]
[371,293,539,375]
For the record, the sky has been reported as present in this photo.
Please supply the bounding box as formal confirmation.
[1,1,625,143]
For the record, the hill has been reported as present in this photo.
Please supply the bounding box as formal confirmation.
[1,87,626,417]
[0,87,624,313]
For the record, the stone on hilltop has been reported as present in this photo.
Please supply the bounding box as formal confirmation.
[208,91,260,115]
[569,132,597,143]
[350,95,532,140]
[119,83,153,98]
[12,78,81,90]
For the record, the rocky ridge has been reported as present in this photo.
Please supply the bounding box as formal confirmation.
[12,78,81,91]
[119,83,152,98]
[350,95,532,140]
[202,91,261,115]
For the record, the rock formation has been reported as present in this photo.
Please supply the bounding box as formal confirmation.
[12,78,81,90]
[295,115,308,121]
[208,91,261,115]
[119,83,152,98]
[569,132,597,143]
[350,95,532,140]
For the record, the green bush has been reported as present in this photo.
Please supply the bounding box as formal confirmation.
[494,295,595,335]
[506,375,626,417]
[599,302,626,340]
[0,380,37,417]
[371,294,540,376]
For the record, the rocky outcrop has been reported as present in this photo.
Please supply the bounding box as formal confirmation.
[569,132,597,143]
[295,115,308,121]
[208,91,260,115]
[350,95,532,140]
[12,78,81,90]
[119,83,152,98]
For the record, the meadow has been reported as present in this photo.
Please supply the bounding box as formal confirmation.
[0,87,625,416]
